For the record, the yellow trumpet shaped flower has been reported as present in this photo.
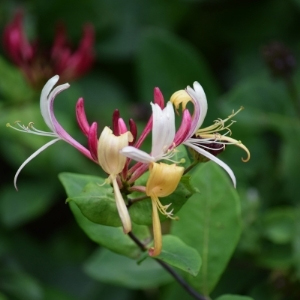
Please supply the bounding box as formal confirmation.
[146,162,184,256]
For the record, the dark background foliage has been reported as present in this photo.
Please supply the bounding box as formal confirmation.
[1,0,300,299]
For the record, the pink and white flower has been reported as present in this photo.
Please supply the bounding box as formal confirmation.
[121,82,250,187]
[7,75,95,189]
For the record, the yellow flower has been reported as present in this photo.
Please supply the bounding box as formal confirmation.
[146,162,184,256]
[98,126,133,233]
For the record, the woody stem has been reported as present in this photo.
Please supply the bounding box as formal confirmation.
[128,232,208,300]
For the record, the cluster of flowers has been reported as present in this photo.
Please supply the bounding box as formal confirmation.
[3,11,94,88]
[7,76,250,256]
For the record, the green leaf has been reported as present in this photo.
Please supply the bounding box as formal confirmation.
[137,30,220,107]
[155,235,201,276]
[0,292,8,300]
[58,173,100,197]
[0,269,43,300]
[171,162,242,295]
[262,207,295,244]
[63,163,194,227]
[59,173,150,259]
[84,248,173,289]
[67,181,122,227]
[215,295,254,300]
[0,55,35,103]
[129,174,195,226]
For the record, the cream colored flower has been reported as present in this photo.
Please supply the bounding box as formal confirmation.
[98,126,133,234]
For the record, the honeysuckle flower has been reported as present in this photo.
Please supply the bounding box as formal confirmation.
[120,101,176,163]
[121,82,250,187]
[97,126,133,233]
[171,82,250,187]
[146,162,184,256]
[7,75,94,189]
[8,75,139,234]
[3,11,94,88]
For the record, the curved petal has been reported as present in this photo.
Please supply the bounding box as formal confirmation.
[184,140,236,187]
[14,138,61,190]
[40,75,60,131]
[173,109,192,145]
[46,80,93,160]
[186,81,208,136]
[120,146,154,163]
[151,102,175,157]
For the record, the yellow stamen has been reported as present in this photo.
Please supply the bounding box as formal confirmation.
[200,133,250,162]
[197,107,244,136]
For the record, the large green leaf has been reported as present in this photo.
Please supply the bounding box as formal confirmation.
[0,269,43,300]
[67,181,122,227]
[0,180,57,228]
[0,55,35,103]
[171,162,242,295]
[84,248,173,289]
[59,173,150,259]
[62,159,194,227]
[156,235,201,276]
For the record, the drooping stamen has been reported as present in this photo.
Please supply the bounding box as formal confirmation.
[197,107,244,136]
[6,122,57,137]
[199,134,250,162]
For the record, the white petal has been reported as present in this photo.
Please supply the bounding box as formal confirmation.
[120,146,155,163]
[40,75,60,131]
[184,140,236,187]
[14,138,61,190]
[151,102,175,157]
[186,81,208,134]
[47,83,70,131]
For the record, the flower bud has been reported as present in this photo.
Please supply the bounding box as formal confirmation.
[97,126,133,175]
[170,90,192,112]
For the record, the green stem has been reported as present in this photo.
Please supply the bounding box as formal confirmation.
[127,195,149,208]
[128,232,208,300]
[184,161,199,175]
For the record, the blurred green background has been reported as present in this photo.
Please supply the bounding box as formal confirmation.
[1,0,300,299]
